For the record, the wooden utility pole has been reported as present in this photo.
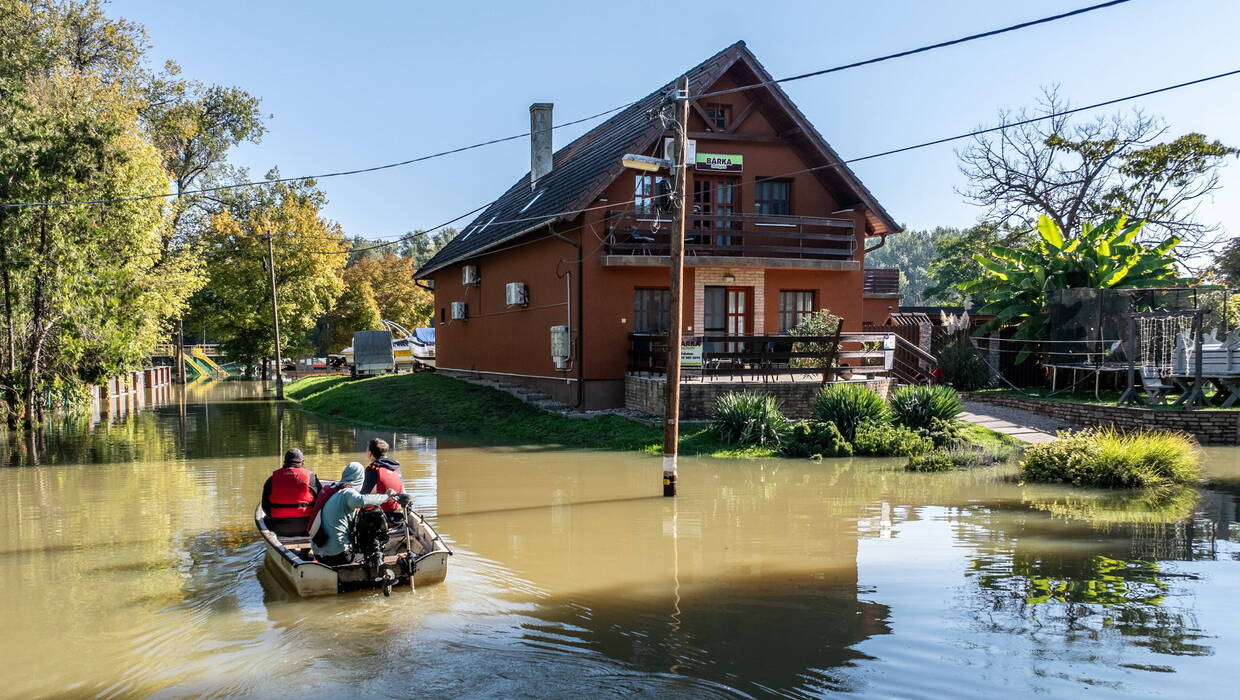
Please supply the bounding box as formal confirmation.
[264,234,285,400]
[662,75,690,498]
[175,318,185,384]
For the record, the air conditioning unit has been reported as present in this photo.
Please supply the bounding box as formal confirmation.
[462,265,480,285]
[505,282,528,308]
[550,325,570,370]
[450,302,468,320]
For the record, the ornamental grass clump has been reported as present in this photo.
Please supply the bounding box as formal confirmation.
[781,420,853,459]
[936,342,992,391]
[711,391,788,448]
[814,383,889,441]
[906,451,954,472]
[1020,427,1202,488]
[889,385,964,431]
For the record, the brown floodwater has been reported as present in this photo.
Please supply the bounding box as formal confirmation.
[2,381,1239,698]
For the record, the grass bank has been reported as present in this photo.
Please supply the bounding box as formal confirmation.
[287,373,1015,458]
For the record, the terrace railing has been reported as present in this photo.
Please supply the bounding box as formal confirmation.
[863,267,900,295]
[628,332,900,382]
[606,210,855,261]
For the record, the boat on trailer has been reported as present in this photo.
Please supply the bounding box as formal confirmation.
[255,502,451,597]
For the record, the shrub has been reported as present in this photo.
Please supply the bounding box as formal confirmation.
[781,420,853,459]
[937,341,992,391]
[852,420,934,457]
[711,391,788,448]
[1020,427,1202,488]
[906,451,954,472]
[889,385,963,431]
[815,382,889,441]
[944,442,1021,468]
[789,309,843,369]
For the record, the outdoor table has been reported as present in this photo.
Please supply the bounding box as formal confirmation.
[1169,374,1240,407]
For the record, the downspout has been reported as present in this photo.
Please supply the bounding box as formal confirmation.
[549,224,585,409]
[864,232,890,254]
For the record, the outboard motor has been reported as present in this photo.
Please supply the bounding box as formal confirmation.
[353,508,391,591]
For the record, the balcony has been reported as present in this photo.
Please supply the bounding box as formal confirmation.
[863,267,900,295]
[603,210,857,269]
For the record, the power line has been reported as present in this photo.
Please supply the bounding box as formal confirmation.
[0,102,637,210]
[1,1,1133,211]
[695,0,1135,100]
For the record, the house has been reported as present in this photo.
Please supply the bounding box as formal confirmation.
[416,41,903,410]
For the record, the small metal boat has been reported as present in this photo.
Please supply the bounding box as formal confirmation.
[255,501,451,597]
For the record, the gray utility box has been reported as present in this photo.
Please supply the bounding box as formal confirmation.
[352,330,395,376]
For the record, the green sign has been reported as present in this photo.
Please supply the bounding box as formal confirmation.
[695,153,743,173]
[681,345,703,368]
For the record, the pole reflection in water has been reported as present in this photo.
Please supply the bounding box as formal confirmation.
[0,382,1239,698]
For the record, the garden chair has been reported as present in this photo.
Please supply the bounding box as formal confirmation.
[1139,366,1173,405]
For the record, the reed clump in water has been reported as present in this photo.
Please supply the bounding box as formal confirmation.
[1020,427,1202,488]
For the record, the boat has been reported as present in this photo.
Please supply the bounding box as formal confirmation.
[410,327,436,367]
[255,499,451,596]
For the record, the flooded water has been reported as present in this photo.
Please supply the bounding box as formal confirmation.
[2,381,1240,698]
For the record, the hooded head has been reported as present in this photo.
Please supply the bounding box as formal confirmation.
[339,461,366,489]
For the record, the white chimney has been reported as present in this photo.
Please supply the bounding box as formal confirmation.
[529,102,553,189]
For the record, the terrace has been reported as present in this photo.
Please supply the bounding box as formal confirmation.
[603,210,858,269]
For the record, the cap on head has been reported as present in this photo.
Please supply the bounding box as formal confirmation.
[283,448,305,468]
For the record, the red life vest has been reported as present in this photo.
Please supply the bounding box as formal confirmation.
[367,462,404,513]
[268,466,316,519]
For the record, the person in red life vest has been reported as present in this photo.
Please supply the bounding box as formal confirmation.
[261,448,323,537]
[360,437,405,523]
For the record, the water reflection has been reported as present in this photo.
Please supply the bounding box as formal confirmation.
[2,382,1240,697]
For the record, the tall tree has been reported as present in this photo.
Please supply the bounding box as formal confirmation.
[321,278,382,351]
[402,227,456,268]
[193,178,346,370]
[923,224,1001,306]
[958,87,1237,258]
[866,228,947,305]
[345,254,433,330]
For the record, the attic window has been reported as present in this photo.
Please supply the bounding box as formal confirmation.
[519,190,544,214]
[705,103,731,131]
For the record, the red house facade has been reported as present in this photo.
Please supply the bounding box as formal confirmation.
[416,42,903,409]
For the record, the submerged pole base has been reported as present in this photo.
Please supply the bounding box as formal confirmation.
[662,455,677,497]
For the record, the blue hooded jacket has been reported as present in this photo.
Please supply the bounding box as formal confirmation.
[311,462,390,558]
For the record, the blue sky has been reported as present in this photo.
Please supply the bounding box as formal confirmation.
[111,0,1240,240]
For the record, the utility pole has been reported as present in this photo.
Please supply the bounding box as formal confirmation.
[264,234,285,399]
[175,318,185,385]
[662,74,690,498]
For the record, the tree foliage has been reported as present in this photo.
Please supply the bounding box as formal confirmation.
[321,278,382,352]
[961,215,1188,355]
[0,0,206,425]
[958,88,1238,258]
[193,179,346,368]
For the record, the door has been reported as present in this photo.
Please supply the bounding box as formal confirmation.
[704,285,752,362]
[692,177,740,250]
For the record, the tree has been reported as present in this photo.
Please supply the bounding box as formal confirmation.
[193,178,346,370]
[867,228,952,305]
[345,254,433,330]
[321,278,382,351]
[0,0,205,425]
[402,227,456,268]
[924,224,1000,305]
[958,87,1238,259]
[961,215,1188,357]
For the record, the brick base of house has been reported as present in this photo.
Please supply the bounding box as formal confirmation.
[626,375,894,419]
[961,392,1240,445]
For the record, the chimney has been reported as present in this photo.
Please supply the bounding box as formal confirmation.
[529,102,553,189]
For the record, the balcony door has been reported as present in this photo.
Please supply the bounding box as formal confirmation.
[692,177,740,249]
[704,285,752,359]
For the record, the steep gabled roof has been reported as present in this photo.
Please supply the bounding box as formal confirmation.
[417,41,899,278]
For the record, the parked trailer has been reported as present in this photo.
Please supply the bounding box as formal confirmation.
[352,330,395,376]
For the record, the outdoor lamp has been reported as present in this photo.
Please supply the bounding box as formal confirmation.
[621,153,673,172]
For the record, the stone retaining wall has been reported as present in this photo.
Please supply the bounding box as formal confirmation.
[626,375,893,419]
[961,392,1240,445]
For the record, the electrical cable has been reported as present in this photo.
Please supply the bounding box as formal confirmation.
[694,0,1134,100]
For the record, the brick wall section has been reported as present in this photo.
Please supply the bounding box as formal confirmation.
[961,392,1240,445]
[693,267,765,334]
[627,376,893,419]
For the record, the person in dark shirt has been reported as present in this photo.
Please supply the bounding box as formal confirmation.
[261,448,323,536]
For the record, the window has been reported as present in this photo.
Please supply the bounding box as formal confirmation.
[633,288,671,333]
[704,103,731,131]
[779,290,815,332]
[634,174,669,214]
[754,179,791,216]
[439,307,446,323]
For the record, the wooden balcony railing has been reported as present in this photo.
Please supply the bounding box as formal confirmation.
[627,332,903,381]
[863,267,900,295]
[606,210,855,261]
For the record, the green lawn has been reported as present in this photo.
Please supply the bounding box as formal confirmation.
[287,373,1016,458]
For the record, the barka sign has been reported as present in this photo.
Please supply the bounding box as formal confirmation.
[695,153,743,173]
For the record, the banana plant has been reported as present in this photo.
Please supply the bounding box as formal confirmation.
[960,215,1191,360]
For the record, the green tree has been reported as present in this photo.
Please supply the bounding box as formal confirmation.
[321,278,382,351]
[961,215,1188,357]
[403,227,456,268]
[959,87,1238,258]
[924,224,1000,305]
[867,227,956,305]
[346,254,433,330]
[193,179,346,371]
